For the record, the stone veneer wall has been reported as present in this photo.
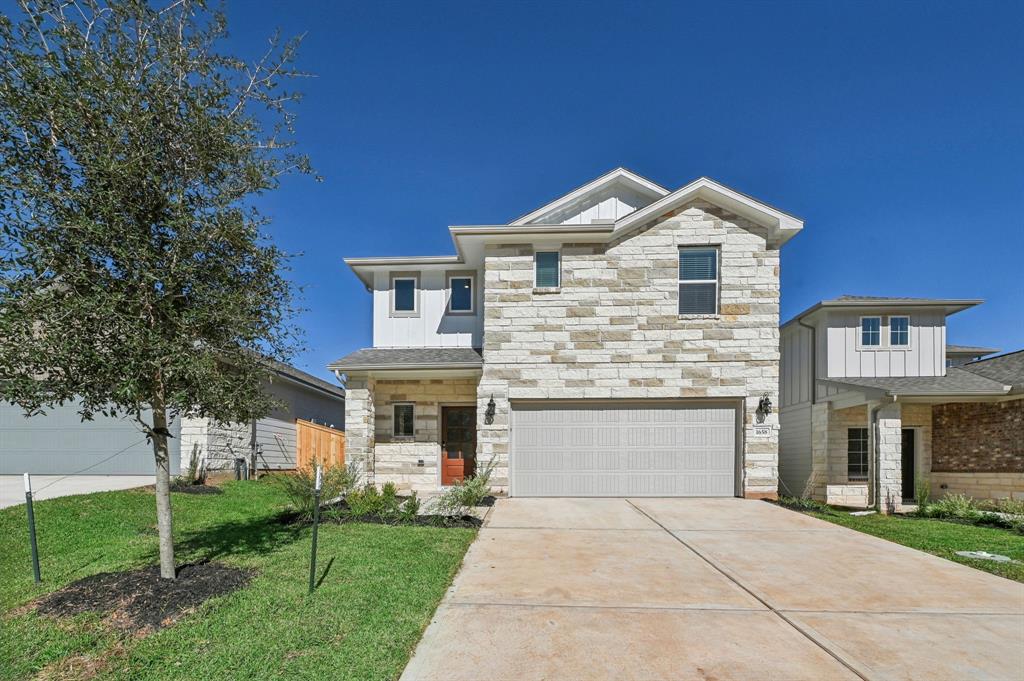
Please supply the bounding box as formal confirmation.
[929,472,1024,501]
[372,378,478,492]
[179,416,252,472]
[931,399,1023,473]
[476,200,781,498]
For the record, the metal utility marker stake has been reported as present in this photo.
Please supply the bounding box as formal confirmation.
[24,473,41,584]
[308,465,323,594]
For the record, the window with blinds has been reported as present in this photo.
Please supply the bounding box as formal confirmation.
[678,248,718,314]
[535,251,560,288]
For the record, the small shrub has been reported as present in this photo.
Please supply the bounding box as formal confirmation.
[993,498,1024,517]
[914,479,931,514]
[925,493,981,520]
[432,456,497,517]
[399,491,421,523]
[174,443,207,487]
[271,465,358,522]
[777,496,836,515]
[345,483,404,519]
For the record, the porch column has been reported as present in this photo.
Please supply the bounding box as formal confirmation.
[876,401,903,513]
[807,402,831,500]
[344,375,376,484]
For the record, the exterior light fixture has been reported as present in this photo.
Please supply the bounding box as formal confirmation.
[484,395,496,425]
[757,393,773,418]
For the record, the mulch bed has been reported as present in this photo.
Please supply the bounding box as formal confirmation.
[275,502,482,529]
[35,562,254,633]
[169,483,223,495]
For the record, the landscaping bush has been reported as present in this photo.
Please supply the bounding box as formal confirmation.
[271,463,360,522]
[173,443,208,487]
[776,495,837,515]
[431,456,497,517]
[923,493,981,520]
[339,483,423,524]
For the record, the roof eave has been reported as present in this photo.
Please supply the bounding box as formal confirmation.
[508,167,670,225]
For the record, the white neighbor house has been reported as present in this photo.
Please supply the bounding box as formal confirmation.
[779,297,1022,509]
[331,168,801,497]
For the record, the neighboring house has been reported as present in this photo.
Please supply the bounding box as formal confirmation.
[0,359,344,476]
[331,168,802,497]
[946,344,1000,367]
[779,296,1021,510]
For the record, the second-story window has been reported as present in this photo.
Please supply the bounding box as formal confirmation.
[890,316,910,347]
[678,247,718,315]
[861,317,881,346]
[390,274,418,316]
[447,275,474,313]
[535,251,560,288]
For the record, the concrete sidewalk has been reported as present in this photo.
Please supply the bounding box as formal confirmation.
[401,497,1024,681]
[0,475,153,509]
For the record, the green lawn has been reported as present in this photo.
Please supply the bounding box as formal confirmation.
[0,481,476,680]
[808,510,1024,582]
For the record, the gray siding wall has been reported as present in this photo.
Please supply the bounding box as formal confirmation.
[778,403,812,497]
[0,400,181,475]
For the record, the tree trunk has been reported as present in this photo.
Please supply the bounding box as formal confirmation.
[151,404,176,579]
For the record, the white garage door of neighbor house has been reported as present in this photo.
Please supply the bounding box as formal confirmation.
[510,402,738,497]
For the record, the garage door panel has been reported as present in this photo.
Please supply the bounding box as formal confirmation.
[512,402,737,497]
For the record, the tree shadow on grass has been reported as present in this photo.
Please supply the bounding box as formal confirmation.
[161,512,306,564]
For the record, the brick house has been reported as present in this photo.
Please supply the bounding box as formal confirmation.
[779,298,1022,510]
[330,168,802,497]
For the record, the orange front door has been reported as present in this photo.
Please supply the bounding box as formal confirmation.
[441,406,476,486]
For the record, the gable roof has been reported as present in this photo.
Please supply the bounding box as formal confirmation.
[611,176,804,246]
[961,350,1024,393]
[509,167,669,225]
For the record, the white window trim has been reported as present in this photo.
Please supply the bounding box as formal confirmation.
[445,272,475,315]
[392,402,415,439]
[678,246,719,316]
[889,315,911,348]
[534,250,561,290]
[858,316,882,349]
[389,273,419,318]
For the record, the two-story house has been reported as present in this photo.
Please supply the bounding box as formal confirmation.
[330,168,802,498]
[779,296,1021,510]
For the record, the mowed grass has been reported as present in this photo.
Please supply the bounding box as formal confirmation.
[0,481,476,680]
[809,510,1024,582]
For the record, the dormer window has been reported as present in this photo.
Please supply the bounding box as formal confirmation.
[390,274,419,317]
[860,317,881,346]
[890,316,910,347]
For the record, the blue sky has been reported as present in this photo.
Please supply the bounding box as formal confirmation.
[223,0,1024,381]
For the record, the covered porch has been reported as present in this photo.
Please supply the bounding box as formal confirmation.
[806,368,1014,512]
[330,348,484,493]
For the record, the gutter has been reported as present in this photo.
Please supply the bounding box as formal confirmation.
[325,363,484,372]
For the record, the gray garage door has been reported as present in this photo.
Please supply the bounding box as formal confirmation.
[0,401,180,475]
[510,402,737,497]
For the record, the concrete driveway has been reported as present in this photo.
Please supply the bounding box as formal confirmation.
[402,498,1024,681]
[0,475,153,509]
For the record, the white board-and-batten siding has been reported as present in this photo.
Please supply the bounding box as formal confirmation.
[824,310,946,378]
[372,269,483,348]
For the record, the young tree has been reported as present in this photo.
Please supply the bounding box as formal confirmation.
[0,0,314,579]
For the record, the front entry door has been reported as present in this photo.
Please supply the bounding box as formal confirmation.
[442,406,477,486]
[901,428,916,501]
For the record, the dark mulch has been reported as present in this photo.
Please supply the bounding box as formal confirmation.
[35,562,254,633]
[275,503,482,529]
[169,483,223,495]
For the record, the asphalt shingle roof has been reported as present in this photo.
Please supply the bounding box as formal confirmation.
[823,367,1010,396]
[328,347,483,371]
[961,350,1024,391]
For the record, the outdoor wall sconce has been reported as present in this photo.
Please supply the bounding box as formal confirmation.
[484,395,496,425]
[757,393,773,420]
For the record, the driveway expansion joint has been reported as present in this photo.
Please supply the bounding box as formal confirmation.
[625,499,874,681]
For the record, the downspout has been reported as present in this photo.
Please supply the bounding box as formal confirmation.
[796,317,816,405]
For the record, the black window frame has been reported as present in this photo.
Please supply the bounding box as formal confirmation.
[847,427,869,481]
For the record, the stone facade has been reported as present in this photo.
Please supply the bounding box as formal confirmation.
[807,402,932,511]
[930,471,1024,501]
[344,377,375,480]
[372,378,478,492]
[932,399,1024,473]
[476,200,781,498]
[180,416,251,472]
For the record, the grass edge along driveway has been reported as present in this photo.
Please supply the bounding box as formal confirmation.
[806,509,1024,583]
[0,481,476,681]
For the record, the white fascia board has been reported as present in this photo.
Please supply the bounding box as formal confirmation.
[508,167,670,225]
[345,255,465,288]
[612,177,804,247]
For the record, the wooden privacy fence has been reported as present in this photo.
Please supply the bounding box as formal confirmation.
[296,419,345,470]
